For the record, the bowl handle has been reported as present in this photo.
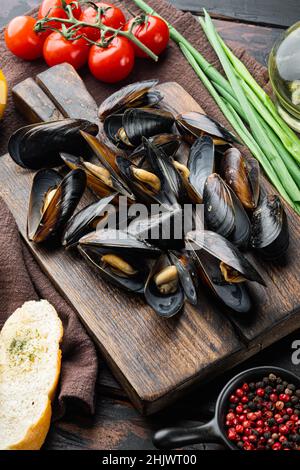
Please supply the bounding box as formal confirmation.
[153,418,220,449]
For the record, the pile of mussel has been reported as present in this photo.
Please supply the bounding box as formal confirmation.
[8,79,289,317]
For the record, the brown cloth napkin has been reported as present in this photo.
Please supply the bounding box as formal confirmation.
[0,197,98,419]
[0,0,272,419]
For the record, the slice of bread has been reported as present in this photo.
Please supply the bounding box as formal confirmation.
[0,300,63,450]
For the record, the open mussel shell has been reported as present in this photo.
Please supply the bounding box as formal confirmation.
[79,228,161,258]
[128,208,185,252]
[186,229,265,285]
[9,119,98,170]
[203,173,235,239]
[78,245,148,294]
[250,195,289,260]
[62,194,116,248]
[105,108,175,149]
[189,249,252,313]
[130,134,182,164]
[60,152,132,200]
[144,255,184,318]
[169,251,198,305]
[80,132,135,200]
[98,79,159,120]
[220,148,260,210]
[28,168,86,243]
[176,112,238,145]
[187,135,215,200]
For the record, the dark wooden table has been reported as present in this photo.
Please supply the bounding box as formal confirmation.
[1,0,300,450]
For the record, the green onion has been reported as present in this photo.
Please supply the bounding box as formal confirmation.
[179,43,296,210]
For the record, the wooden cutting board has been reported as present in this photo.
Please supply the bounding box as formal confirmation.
[1,81,300,415]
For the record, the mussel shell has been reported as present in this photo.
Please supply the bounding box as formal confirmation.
[229,187,251,250]
[176,112,238,144]
[220,148,260,210]
[62,194,116,248]
[169,251,198,305]
[78,245,148,294]
[103,114,126,148]
[144,255,184,318]
[143,137,185,207]
[80,132,135,200]
[186,229,265,285]
[98,79,159,120]
[130,134,182,163]
[79,228,161,258]
[250,195,289,260]
[188,136,215,199]
[203,173,235,239]
[123,108,175,147]
[9,119,98,170]
[28,168,86,243]
[128,209,185,252]
[190,249,252,313]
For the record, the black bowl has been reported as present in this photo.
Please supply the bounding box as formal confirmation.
[153,366,300,449]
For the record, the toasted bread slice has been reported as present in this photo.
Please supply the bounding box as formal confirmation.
[0,300,63,450]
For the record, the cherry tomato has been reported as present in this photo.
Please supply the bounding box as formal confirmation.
[123,15,169,58]
[88,36,135,83]
[80,3,126,42]
[43,32,90,70]
[38,0,82,29]
[5,16,45,60]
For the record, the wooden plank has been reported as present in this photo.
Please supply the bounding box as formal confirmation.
[170,0,299,28]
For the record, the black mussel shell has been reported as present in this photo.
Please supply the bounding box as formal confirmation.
[103,114,127,148]
[169,251,198,305]
[79,228,161,258]
[229,187,251,250]
[123,108,175,147]
[203,173,235,239]
[250,195,289,260]
[9,119,98,170]
[220,148,260,210]
[130,134,182,164]
[62,194,116,248]
[80,132,135,200]
[176,112,238,145]
[186,229,265,285]
[78,245,148,294]
[128,209,185,252]
[143,137,185,207]
[98,79,159,120]
[144,255,184,318]
[189,249,252,313]
[188,136,215,199]
[28,168,86,243]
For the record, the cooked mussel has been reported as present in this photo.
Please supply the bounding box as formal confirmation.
[229,187,251,250]
[80,132,135,199]
[169,251,198,305]
[28,168,86,243]
[78,229,161,293]
[60,153,133,199]
[8,119,98,170]
[250,195,289,260]
[188,248,252,313]
[62,194,117,248]
[104,108,175,148]
[144,255,184,317]
[176,112,238,145]
[187,136,215,199]
[203,173,235,239]
[98,79,161,120]
[220,148,260,210]
[186,229,265,285]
